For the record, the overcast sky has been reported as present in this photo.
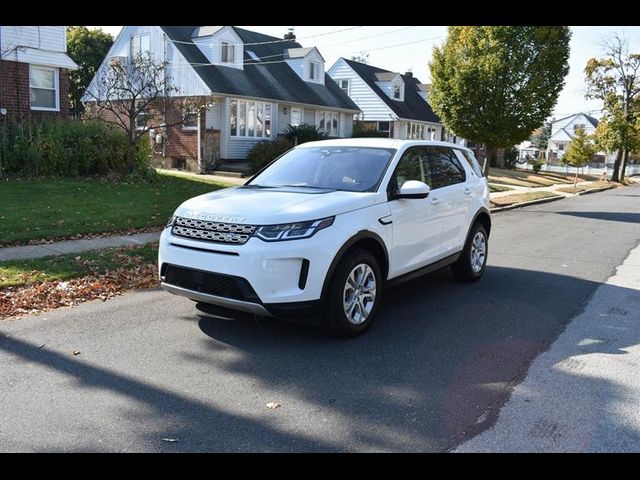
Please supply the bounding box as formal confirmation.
[90,26,640,120]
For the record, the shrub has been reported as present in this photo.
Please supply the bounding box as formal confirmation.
[352,120,388,138]
[0,119,129,178]
[531,158,545,173]
[504,146,519,169]
[247,137,294,174]
[283,123,328,145]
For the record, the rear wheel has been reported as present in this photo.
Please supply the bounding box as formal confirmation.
[323,248,382,338]
[451,223,488,282]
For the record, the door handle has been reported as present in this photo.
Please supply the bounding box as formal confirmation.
[464,188,472,195]
[431,197,442,205]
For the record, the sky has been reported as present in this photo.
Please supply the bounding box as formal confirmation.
[90,26,640,120]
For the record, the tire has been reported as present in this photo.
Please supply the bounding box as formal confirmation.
[322,248,383,338]
[451,222,488,282]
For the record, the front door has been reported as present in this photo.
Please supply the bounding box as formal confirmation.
[387,147,443,278]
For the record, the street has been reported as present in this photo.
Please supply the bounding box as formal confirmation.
[1,185,639,452]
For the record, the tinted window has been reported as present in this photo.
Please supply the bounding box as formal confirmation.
[247,146,395,193]
[458,149,484,178]
[424,147,466,189]
[387,147,431,197]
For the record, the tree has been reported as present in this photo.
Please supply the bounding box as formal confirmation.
[84,54,210,173]
[585,35,640,182]
[67,26,114,117]
[429,26,571,174]
[563,127,596,188]
[531,120,552,152]
[350,52,369,64]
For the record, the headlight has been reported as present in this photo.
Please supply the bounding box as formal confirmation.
[255,217,334,242]
[166,215,176,229]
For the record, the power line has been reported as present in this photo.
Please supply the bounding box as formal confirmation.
[168,26,364,47]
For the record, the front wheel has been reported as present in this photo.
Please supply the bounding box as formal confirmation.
[323,248,383,338]
[451,223,488,282]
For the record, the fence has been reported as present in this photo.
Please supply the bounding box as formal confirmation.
[517,161,640,177]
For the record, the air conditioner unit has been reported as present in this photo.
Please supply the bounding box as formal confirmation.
[109,56,127,67]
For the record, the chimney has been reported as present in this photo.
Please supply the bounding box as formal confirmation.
[284,27,296,41]
[405,69,413,78]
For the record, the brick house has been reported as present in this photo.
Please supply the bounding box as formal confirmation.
[0,26,77,123]
[83,26,359,172]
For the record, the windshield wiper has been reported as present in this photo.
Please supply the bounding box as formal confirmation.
[274,184,338,190]
[242,184,276,189]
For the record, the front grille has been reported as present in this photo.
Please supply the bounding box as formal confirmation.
[171,216,255,245]
[163,264,258,301]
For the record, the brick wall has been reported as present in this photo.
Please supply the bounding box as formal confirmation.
[0,60,71,123]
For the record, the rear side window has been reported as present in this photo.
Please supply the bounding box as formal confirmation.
[423,147,466,189]
[458,149,484,178]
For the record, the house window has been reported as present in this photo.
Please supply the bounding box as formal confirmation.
[29,65,59,111]
[393,85,401,99]
[229,99,272,138]
[573,123,585,133]
[135,100,148,130]
[339,79,350,96]
[290,108,302,127]
[427,127,437,140]
[317,111,339,136]
[130,33,150,59]
[309,62,320,80]
[407,122,425,140]
[221,42,235,63]
[183,107,198,130]
[558,143,565,151]
[377,121,390,136]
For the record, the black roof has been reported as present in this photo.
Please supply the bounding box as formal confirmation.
[342,58,440,123]
[552,112,599,128]
[159,26,359,111]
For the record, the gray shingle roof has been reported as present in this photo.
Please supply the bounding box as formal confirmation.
[342,58,440,123]
[159,26,358,111]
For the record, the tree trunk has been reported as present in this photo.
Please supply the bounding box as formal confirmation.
[127,141,137,174]
[620,148,629,182]
[574,169,578,189]
[611,149,622,182]
[486,145,498,173]
[495,148,506,169]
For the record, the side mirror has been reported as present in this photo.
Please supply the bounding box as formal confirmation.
[395,180,430,199]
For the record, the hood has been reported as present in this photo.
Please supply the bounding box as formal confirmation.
[174,186,379,225]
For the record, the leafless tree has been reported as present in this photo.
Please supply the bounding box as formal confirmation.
[84,53,211,173]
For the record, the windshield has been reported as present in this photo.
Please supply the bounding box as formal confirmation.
[246,146,396,193]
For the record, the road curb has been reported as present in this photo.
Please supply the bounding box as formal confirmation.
[491,195,564,213]
[576,185,616,196]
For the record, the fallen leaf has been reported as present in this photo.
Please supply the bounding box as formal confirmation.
[266,402,281,409]
[162,438,178,443]
[38,344,45,349]
[72,350,81,356]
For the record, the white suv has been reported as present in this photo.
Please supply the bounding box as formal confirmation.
[159,138,491,337]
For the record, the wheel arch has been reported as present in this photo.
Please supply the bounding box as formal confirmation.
[321,230,389,301]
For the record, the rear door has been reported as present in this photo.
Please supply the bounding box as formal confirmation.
[423,146,471,255]
[386,147,443,278]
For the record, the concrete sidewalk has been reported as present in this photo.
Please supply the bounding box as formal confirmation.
[489,179,603,199]
[456,241,640,452]
[0,231,161,262]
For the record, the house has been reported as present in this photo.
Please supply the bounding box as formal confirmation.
[0,26,77,123]
[328,58,468,146]
[546,113,600,165]
[83,26,359,171]
[516,140,540,162]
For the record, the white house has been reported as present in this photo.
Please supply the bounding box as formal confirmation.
[0,26,78,121]
[546,113,600,164]
[327,57,469,146]
[83,26,359,170]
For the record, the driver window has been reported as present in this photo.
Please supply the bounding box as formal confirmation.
[387,148,431,198]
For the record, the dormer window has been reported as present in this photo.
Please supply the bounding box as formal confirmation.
[221,42,235,63]
[309,62,320,81]
[393,85,401,100]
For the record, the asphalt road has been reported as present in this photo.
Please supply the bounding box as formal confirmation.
[1,185,639,452]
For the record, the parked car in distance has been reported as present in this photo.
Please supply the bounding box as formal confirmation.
[159,138,491,337]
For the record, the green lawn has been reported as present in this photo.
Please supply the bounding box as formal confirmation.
[0,243,158,289]
[489,183,514,193]
[0,172,232,245]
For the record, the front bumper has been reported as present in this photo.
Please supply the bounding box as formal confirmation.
[158,226,341,314]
